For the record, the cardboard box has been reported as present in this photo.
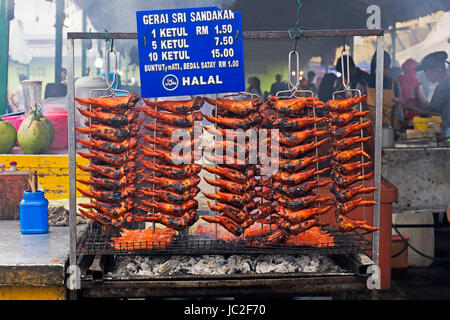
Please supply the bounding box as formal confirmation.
[391,235,409,269]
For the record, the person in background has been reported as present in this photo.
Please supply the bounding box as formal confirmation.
[395,58,429,128]
[334,54,370,97]
[269,74,288,96]
[363,51,402,129]
[390,67,402,81]
[304,71,316,93]
[318,73,338,102]
[247,76,263,100]
[8,74,28,113]
[414,51,450,144]
[61,68,67,84]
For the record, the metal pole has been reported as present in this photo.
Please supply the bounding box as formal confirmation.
[55,0,64,83]
[372,35,384,268]
[81,9,87,76]
[0,0,10,115]
[391,23,397,67]
[67,38,78,299]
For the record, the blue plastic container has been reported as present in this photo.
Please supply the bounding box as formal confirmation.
[20,190,49,234]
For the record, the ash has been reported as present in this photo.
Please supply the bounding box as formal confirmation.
[109,254,344,277]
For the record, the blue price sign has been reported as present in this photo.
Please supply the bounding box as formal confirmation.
[136,7,245,98]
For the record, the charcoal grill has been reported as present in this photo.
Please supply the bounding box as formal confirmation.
[67,28,385,299]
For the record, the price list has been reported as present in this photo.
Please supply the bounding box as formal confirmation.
[136,7,245,98]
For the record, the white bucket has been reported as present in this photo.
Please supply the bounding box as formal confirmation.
[392,212,435,267]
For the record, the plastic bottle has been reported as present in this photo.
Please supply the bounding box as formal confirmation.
[9,161,17,171]
[20,190,49,234]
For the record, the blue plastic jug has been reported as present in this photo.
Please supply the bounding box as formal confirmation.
[20,190,49,234]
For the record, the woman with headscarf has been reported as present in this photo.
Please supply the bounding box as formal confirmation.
[395,58,429,127]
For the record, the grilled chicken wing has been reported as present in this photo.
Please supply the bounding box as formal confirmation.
[274,179,331,198]
[276,206,332,225]
[274,193,331,211]
[132,211,192,231]
[201,215,244,236]
[333,148,370,163]
[76,175,129,190]
[203,166,254,184]
[207,201,249,224]
[77,186,135,203]
[336,198,376,215]
[141,147,192,165]
[203,177,254,195]
[331,184,377,203]
[331,136,371,150]
[329,120,371,139]
[279,138,328,159]
[261,96,325,115]
[75,93,139,110]
[331,170,374,188]
[143,122,195,137]
[330,110,370,126]
[77,107,139,127]
[336,214,379,232]
[326,95,367,113]
[79,209,124,229]
[76,162,140,180]
[143,97,204,115]
[203,191,253,209]
[79,198,133,218]
[142,161,201,179]
[140,175,200,195]
[76,124,133,142]
[140,199,198,216]
[332,161,373,175]
[140,187,200,204]
[203,113,261,130]
[272,116,328,131]
[138,108,203,127]
[279,128,328,147]
[77,149,139,166]
[279,155,330,173]
[274,167,330,185]
[77,137,139,155]
[204,97,261,117]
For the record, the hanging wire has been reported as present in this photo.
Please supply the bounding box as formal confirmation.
[288,0,304,40]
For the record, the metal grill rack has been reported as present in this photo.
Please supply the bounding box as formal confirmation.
[77,226,371,256]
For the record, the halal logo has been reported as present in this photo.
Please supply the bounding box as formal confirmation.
[162,74,179,91]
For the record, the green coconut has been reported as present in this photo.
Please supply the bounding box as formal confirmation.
[17,111,52,154]
[0,119,17,154]
[40,116,55,144]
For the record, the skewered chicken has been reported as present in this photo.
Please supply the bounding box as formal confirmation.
[139,175,200,195]
[332,161,373,175]
[273,167,330,185]
[141,147,192,165]
[276,217,328,235]
[140,199,198,216]
[204,97,261,117]
[279,128,328,147]
[137,108,203,127]
[207,201,249,224]
[247,229,288,247]
[143,135,199,150]
[204,154,250,169]
[271,116,328,131]
[329,120,371,139]
[203,166,254,184]
[201,215,244,236]
[79,209,125,229]
[79,198,133,218]
[140,187,200,204]
[336,214,379,232]
[279,138,328,159]
[203,191,253,209]
[132,211,193,231]
[330,110,370,126]
[143,97,204,115]
[335,198,376,215]
[331,184,376,203]
[331,170,374,188]
[276,206,332,225]
[76,162,140,180]
[326,95,367,113]
[77,149,139,167]
[273,179,331,198]
[279,155,330,173]
[331,136,371,150]
[111,227,176,250]
[332,148,370,163]
[76,175,129,190]
[261,96,325,115]
[77,107,139,127]
[274,193,331,211]
[77,186,135,203]
[75,93,139,110]
[142,161,201,179]
[143,122,195,137]
[77,137,139,155]
[203,113,261,130]
[76,124,133,142]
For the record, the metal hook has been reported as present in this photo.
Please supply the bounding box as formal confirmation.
[288,50,300,90]
[340,37,351,90]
